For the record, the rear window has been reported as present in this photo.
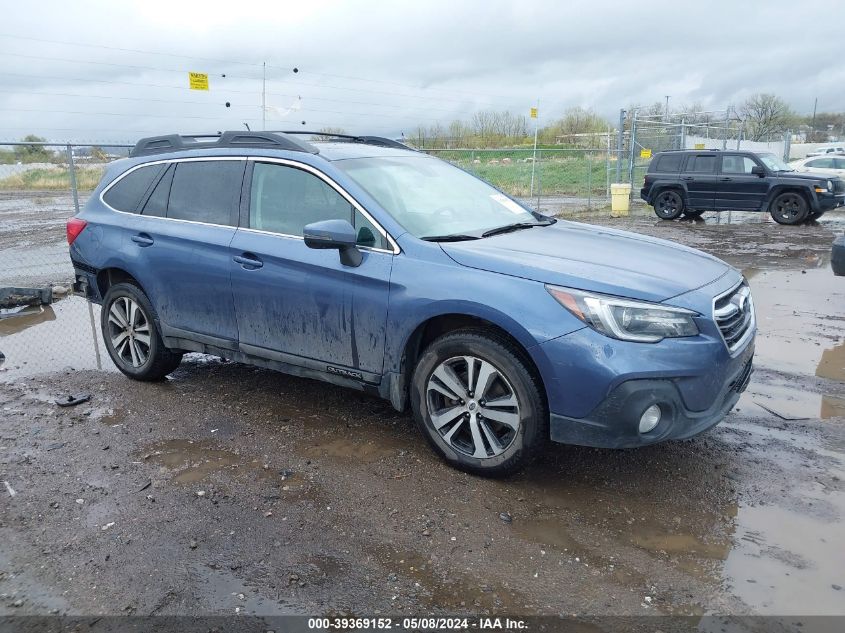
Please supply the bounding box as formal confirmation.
[652,153,683,172]
[686,155,717,173]
[103,164,164,213]
[167,160,244,225]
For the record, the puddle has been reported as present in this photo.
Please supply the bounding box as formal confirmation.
[191,562,295,615]
[139,439,315,498]
[746,268,845,378]
[368,545,524,613]
[0,295,110,380]
[305,436,405,463]
[723,475,845,615]
[742,383,845,421]
[141,439,244,485]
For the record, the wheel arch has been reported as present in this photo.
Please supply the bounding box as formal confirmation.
[388,308,550,414]
[766,185,812,208]
[95,267,146,300]
[649,182,686,205]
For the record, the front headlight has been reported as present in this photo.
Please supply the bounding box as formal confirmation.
[546,286,699,343]
[828,180,835,192]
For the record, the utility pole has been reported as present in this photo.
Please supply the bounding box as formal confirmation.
[811,96,818,139]
[664,95,670,122]
[615,109,625,183]
[529,99,539,198]
[262,62,267,131]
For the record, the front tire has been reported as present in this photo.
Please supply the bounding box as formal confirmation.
[410,329,546,477]
[101,282,183,381]
[653,189,685,220]
[770,192,809,225]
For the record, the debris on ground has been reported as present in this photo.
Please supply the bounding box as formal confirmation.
[55,394,91,407]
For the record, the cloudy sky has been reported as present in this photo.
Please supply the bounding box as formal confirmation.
[0,0,841,143]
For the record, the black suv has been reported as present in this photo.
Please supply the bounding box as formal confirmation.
[640,150,845,224]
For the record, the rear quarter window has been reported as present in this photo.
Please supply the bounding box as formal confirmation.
[167,160,244,225]
[652,154,683,172]
[102,164,165,213]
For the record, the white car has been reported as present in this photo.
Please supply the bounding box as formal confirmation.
[805,146,845,157]
[790,155,845,176]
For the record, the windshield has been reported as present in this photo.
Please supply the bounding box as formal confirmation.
[334,156,537,238]
[758,153,793,172]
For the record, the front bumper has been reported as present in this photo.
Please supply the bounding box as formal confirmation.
[816,191,845,211]
[549,348,753,448]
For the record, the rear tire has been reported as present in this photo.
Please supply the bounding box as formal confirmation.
[653,189,685,220]
[101,282,183,381]
[410,328,546,477]
[770,192,809,225]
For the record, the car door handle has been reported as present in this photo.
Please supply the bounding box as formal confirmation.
[681,176,695,181]
[131,234,154,247]
[719,177,732,181]
[233,254,263,269]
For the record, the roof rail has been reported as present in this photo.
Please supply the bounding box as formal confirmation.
[273,130,416,151]
[130,131,319,157]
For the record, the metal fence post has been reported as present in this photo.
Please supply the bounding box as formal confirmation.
[535,149,542,212]
[66,144,80,215]
[587,151,593,210]
[605,127,611,198]
[615,109,625,183]
[627,112,637,184]
[783,130,792,161]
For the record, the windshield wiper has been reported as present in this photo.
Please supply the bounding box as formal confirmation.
[421,234,480,242]
[481,218,555,238]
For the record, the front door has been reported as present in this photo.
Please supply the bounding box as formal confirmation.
[715,154,769,211]
[681,153,717,211]
[229,160,394,376]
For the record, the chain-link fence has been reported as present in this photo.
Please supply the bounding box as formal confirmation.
[0,137,624,378]
[0,142,131,378]
[423,147,618,213]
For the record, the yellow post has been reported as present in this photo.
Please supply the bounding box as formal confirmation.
[610,183,631,217]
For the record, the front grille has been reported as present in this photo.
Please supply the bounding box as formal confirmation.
[834,179,845,194]
[714,281,754,352]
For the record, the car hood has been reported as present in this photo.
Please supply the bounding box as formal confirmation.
[774,171,840,182]
[440,221,732,302]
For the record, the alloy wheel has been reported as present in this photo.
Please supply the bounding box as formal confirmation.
[656,191,682,218]
[774,194,803,222]
[425,355,521,459]
[107,296,151,368]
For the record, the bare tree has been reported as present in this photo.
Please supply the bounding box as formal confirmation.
[314,126,347,141]
[739,94,796,141]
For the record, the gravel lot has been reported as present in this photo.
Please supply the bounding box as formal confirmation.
[0,200,843,627]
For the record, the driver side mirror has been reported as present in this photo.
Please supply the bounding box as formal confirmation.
[303,219,363,267]
[751,165,766,177]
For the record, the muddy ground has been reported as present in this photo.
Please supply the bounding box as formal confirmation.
[0,201,844,628]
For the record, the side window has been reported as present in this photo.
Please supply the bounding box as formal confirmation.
[834,158,845,170]
[141,164,174,217]
[167,160,243,225]
[103,164,164,213]
[808,158,835,169]
[654,154,682,172]
[250,162,388,250]
[686,155,717,173]
[721,156,757,174]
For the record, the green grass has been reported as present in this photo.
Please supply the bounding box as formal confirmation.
[443,154,616,197]
[0,167,104,191]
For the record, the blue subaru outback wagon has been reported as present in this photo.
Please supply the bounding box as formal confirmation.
[67,131,755,475]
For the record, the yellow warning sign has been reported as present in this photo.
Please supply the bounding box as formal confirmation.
[694,143,706,150]
[640,148,652,159]
[189,72,209,91]
[530,107,538,119]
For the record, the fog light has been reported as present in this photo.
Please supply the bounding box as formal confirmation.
[639,404,661,433]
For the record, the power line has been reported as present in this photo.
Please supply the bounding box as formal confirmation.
[0,32,517,103]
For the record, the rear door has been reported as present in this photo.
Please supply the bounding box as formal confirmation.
[681,154,717,210]
[229,159,394,376]
[715,154,769,210]
[128,158,245,347]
